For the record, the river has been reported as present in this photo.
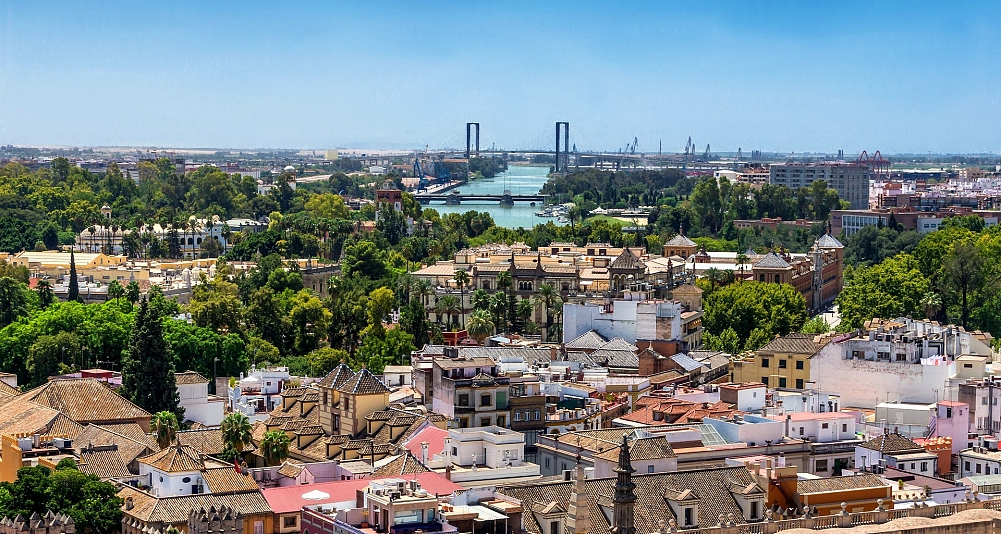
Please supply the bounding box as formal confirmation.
[422,165,568,229]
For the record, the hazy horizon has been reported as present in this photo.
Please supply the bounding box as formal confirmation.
[2,1,1000,155]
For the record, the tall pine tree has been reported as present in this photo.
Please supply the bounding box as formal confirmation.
[122,298,183,420]
[68,251,80,302]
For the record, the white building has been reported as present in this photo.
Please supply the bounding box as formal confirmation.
[418,425,541,487]
[562,298,693,345]
[176,371,225,426]
[703,414,784,447]
[229,367,292,422]
[810,318,991,409]
[781,412,857,442]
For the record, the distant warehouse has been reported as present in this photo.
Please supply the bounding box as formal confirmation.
[769,162,870,210]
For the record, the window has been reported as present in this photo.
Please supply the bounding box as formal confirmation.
[798,427,804,436]
[452,447,458,456]
[842,424,848,432]
[778,360,787,369]
[684,508,694,527]
[921,462,928,472]
[323,391,328,405]
[796,360,804,370]
[647,465,654,473]
[284,517,298,528]
[816,459,828,472]
[534,409,541,420]
[821,423,829,429]
[796,379,804,389]
[480,394,491,407]
[182,477,191,483]
[774,274,781,283]
[254,522,264,534]
[480,418,490,427]
[977,463,982,474]
[497,415,506,427]
[984,397,989,405]
[761,377,769,386]
[550,522,560,534]
[458,394,469,406]
[750,501,759,520]
[515,412,522,422]
[778,377,787,388]
[761,358,770,368]
[344,397,349,410]
[545,458,551,468]
[966,461,971,472]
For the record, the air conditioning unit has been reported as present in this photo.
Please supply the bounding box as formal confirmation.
[52,438,72,449]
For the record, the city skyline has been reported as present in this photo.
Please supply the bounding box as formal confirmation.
[1,1,999,154]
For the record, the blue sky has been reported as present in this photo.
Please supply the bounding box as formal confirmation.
[1,1,999,154]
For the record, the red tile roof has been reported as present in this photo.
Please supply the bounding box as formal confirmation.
[403,424,448,459]
[262,472,462,514]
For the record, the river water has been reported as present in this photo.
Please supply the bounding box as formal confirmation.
[422,165,568,229]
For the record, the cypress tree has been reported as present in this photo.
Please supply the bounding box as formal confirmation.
[121,298,183,420]
[68,251,80,302]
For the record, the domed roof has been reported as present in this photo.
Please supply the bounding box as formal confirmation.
[284,165,296,172]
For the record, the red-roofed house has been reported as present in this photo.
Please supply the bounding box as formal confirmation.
[403,423,448,464]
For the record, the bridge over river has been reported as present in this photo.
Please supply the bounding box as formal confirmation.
[415,191,548,205]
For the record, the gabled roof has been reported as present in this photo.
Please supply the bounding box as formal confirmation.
[757,333,826,355]
[817,233,844,248]
[177,427,255,455]
[78,445,134,479]
[0,396,83,438]
[672,283,703,295]
[860,432,924,454]
[565,331,608,350]
[75,423,157,465]
[118,485,271,525]
[593,437,676,462]
[665,234,697,247]
[174,371,209,385]
[753,252,791,269]
[337,369,391,395]
[138,445,204,473]
[20,378,151,425]
[609,248,643,270]
[317,363,355,389]
[589,349,639,369]
[599,338,638,352]
[373,451,431,477]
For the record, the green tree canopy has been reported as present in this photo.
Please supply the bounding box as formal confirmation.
[703,281,808,350]
[836,253,930,331]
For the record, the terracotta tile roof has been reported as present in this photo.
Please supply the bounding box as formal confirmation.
[99,422,160,450]
[20,378,151,425]
[0,396,83,437]
[174,371,209,385]
[337,369,391,395]
[372,452,431,477]
[498,466,760,534]
[593,437,676,462]
[118,486,271,525]
[796,473,889,494]
[75,424,155,465]
[138,445,204,473]
[78,445,134,479]
[176,428,255,455]
[0,381,20,397]
[277,460,305,479]
[757,333,826,355]
[860,432,924,454]
[620,399,737,425]
[317,363,356,389]
[201,467,260,493]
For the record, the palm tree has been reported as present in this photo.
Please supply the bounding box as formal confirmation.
[436,295,459,330]
[260,430,290,466]
[489,291,507,332]
[467,310,495,344]
[152,411,179,449]
[107,280,125,303]
[497,270,514,330]
[454,269,470,328]
[416,279,434,311]
[516,298,534,332]
[705,267,722,291]
[471,289,491,312]
[533,283,563,342]
[221,412,253,453]
[736,253,749,282]
[921,292,942,321]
